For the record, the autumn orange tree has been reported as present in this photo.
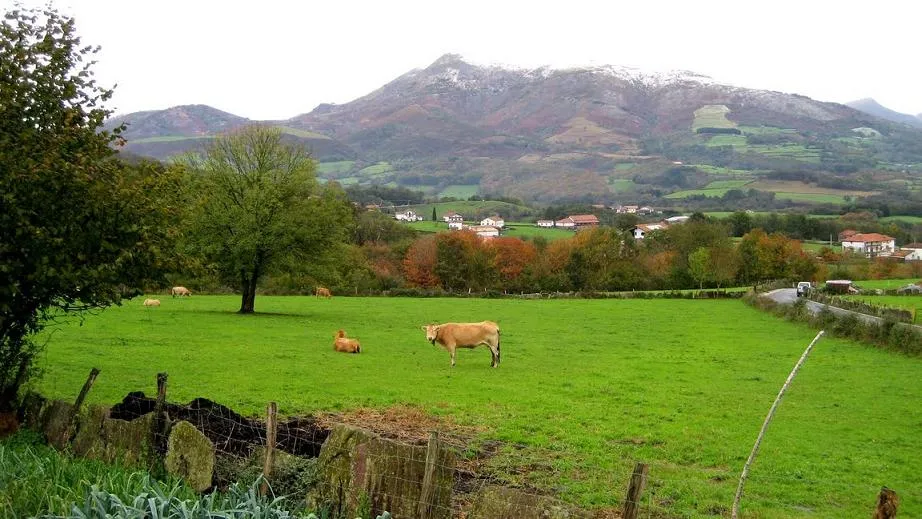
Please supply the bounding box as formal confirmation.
[490,237,537,292]
[402,235,440,288]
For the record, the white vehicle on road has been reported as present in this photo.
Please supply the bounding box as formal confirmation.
[796,281,812,297]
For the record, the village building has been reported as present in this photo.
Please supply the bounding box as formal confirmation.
[631,222,668,240]
[480,215,505,228]
[467,225,500,238]
[442,211,464,224]
[841,233,896,258]
[394,210,422,222]
[536,220,555,228]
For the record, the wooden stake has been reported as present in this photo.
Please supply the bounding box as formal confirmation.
[731,330,824,518]
[873,487,899,519]
[260,401,278,497]
[418,431,441,519]
[72,368,100,413]
[622,462,649,519]
[151,372,168,456]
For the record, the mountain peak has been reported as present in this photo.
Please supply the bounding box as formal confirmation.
[428,53,467,68]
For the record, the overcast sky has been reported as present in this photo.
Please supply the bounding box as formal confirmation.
[7,0,921,120]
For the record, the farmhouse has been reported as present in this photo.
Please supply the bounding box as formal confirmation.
[899,243,922,261]
[555,217,575,229]
[536,220,555,228]
[395,210,422,222]
[443,211,463,224]
[841,233,895,258]
[568,214,600,228]
[467,225,500,238]
[448,220,464,230]
[631,222,668,240]
[480,215,505,228]
[617,205,638,214]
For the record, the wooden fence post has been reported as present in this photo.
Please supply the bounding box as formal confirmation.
[260,401,278,497]
[66,367,100,443]
[873,487,899,519]
[151,372,168,457]
[418,431,441,519]
[622,462,649,519]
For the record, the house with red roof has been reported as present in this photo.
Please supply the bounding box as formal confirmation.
[841,233,895,258]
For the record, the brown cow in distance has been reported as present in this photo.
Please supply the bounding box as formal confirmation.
[143,298,161,307]
[333,329,361,353]
[315,286,332,298]
[421,321,500,368]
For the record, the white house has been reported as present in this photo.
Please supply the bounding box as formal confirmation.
[897,243,922,261]
[395,210,422,222]
[443,211,463,224]
[448,221,465,230]
[555,217,576,229]
[480,215,505,228]
[617,205,639,214]
[841,233,896,257]
[536,220,555,228]
[665,215,690,224]
[468,225,500,238]
[631,223,668,240]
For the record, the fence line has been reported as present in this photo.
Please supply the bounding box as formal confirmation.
[27,370,904,518]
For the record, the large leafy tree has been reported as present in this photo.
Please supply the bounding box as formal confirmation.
[0,7,183,410]
[183,126,352,313]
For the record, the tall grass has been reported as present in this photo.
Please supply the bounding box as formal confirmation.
[0,432,314,518]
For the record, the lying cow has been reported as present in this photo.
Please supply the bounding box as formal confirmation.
[315,286,332,298]
[421,321,500,368]
[171,286,192,298]
[143,298,161,307]
[333,329,361,354]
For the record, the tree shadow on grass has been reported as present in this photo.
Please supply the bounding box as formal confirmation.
[194,310,313,319]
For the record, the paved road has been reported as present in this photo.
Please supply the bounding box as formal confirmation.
[763,288,916,328]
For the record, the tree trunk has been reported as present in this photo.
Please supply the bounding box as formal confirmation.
[239,258,261,314]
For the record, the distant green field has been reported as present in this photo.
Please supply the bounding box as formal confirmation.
[800,241,841,253]
[405,220,445,233]
[276,126,331,140]
[608,178,636,192]
[438,185,479,199]
[692,165,759,176]
[665,188,732,199]
[35,296,922,517]
[359,162,393,175]
[750,144,822,164]
[704,134,748,147]
[705,180,752,189]
[337,176,360,185]
[410,201,536,220]
[316,160,355,176]
[844,295,922,323]
[129,135,213,144]
[738,126,799,136]
[613,162,636,170]
[502,223,574,241]
[705,212,839,220]
[851,278,922,290]
[880,215,922,224]
[773,192,846,204]
[691,104,736,130]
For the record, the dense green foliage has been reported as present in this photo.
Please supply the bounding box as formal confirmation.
[36,295,922,517]
[181,126,354,313]
[0,7,181,410]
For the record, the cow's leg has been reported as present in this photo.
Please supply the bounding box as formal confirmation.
[450,348,456,367]
[489,345,499,367]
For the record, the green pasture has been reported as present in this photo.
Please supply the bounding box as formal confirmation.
[665,188,732,199]
[842,295,922,324]
[691,165,759,176]
[800,241,841,253]
[36,296,922,517]
[880,215,922,224]
[501,223,574,241]
[276,126,330,140]
[316,161,355,176]
[405,220,445,233]
[703,134,747,147]
[772,192,846,204]
[410,200,535,220]
[438,184,479,199]
[358,162,393,175]
[851,278,922,290]
[691,105,736,130]
[703,179,752,189]
[607,178,636,193]
[613,162,636,170]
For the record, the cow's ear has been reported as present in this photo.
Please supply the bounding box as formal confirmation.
[420,325,427,331]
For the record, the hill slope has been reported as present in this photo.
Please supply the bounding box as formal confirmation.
[107,55,922,204]
[847,98,922,129]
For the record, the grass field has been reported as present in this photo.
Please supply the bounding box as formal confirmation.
[843,295,922,323]
[316,161,355,176]
[666,180,753,199]
[851,278,921,290]
[35,296,922,518]
[358,162,393,176]
[691,105,736,130]
[276,126,331,140]
[501,223,574,241]
[438,185,479,199]
[607,178,636,193]
[799,241,841,253]
[409,201,536,220]
[880,215,922,224]
[691,165,760,176]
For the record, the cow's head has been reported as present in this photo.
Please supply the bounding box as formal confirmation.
[421,324,439,344]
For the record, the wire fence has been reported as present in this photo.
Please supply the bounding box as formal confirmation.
[27,369,907,519]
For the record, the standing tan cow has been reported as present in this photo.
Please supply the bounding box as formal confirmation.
[143,298,161,307]
[421,321,500,368]
[315,286,332,298]
[171,286,191,297]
